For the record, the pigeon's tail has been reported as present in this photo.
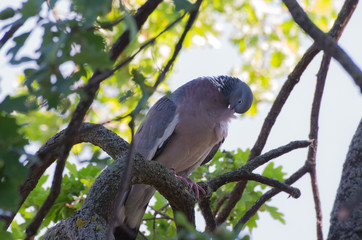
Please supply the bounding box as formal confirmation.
[114,184,156,240]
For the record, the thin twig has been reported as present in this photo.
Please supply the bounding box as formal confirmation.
[153,0,203,89]
[327,0,358,40]
[307,53,331,240]
[110,0,163,61]
[149,206,174,221]
[0,20,23,49]
[143,216,174,221]
[213,193,230,216]
[100,13,187,88]
[209,170,301,198]
[209,140,311,192]
[93,16,127,30]
[138,230,149,240]
[243,140,312,172]
[233,163,310,234]
[247,173,301,198]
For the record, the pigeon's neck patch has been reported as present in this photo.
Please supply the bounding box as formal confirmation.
[209,75,240,97]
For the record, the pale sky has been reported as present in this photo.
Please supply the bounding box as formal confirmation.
[1,1,361,240]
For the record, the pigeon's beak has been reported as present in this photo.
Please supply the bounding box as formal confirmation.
[228,105,235,112]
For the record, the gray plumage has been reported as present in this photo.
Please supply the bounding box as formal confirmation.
[114,76,253,239]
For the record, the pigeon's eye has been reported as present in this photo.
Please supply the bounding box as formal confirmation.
[238,99,243,104]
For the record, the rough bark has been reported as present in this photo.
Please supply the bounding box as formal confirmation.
[327,117,362,240]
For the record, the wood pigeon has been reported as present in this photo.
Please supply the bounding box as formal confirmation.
[114,75,253,239]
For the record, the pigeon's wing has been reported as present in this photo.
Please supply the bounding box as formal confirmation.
[200,140,224,165]
[115,96,179,240]
[134,96,178,161]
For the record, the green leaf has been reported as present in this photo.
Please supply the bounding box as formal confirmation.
[173,0,194,11]
[262,162,286,182]
[71,31,113,71]
[0,115,28,211]
[66,162,78,176]
[7,32,31,62]
[270,51,285,67]
[244,212,259,232]
[0,95,37,114]
[0,222,14,239]
[71,0,112,27]
[265,205,285,224]
[20,0,43,18]
[130,68,153,116]
[154,192,168,209]
[0,8,15,20]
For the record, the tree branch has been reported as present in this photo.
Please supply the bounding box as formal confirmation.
[282,0,362,92]
[215,0,359,225]
[199,194,216,232]
[212,193,230,217]
[215,40,320,226]
[208,140,311,192]
[306,52,331,240]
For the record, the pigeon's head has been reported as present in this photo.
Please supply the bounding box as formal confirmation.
[211,75,253,114]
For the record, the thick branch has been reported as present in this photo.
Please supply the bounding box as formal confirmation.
[328,118,362,239]
[282,0,362,92]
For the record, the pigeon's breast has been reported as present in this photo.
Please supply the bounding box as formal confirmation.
[155,89,231,176]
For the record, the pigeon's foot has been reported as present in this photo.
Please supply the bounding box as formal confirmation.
[174,174,206,199]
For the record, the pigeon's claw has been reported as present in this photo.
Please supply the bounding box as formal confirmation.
[174,174,206,199]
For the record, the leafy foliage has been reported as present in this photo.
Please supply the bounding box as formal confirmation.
[10,161,102,239]
[0,114,29,212]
